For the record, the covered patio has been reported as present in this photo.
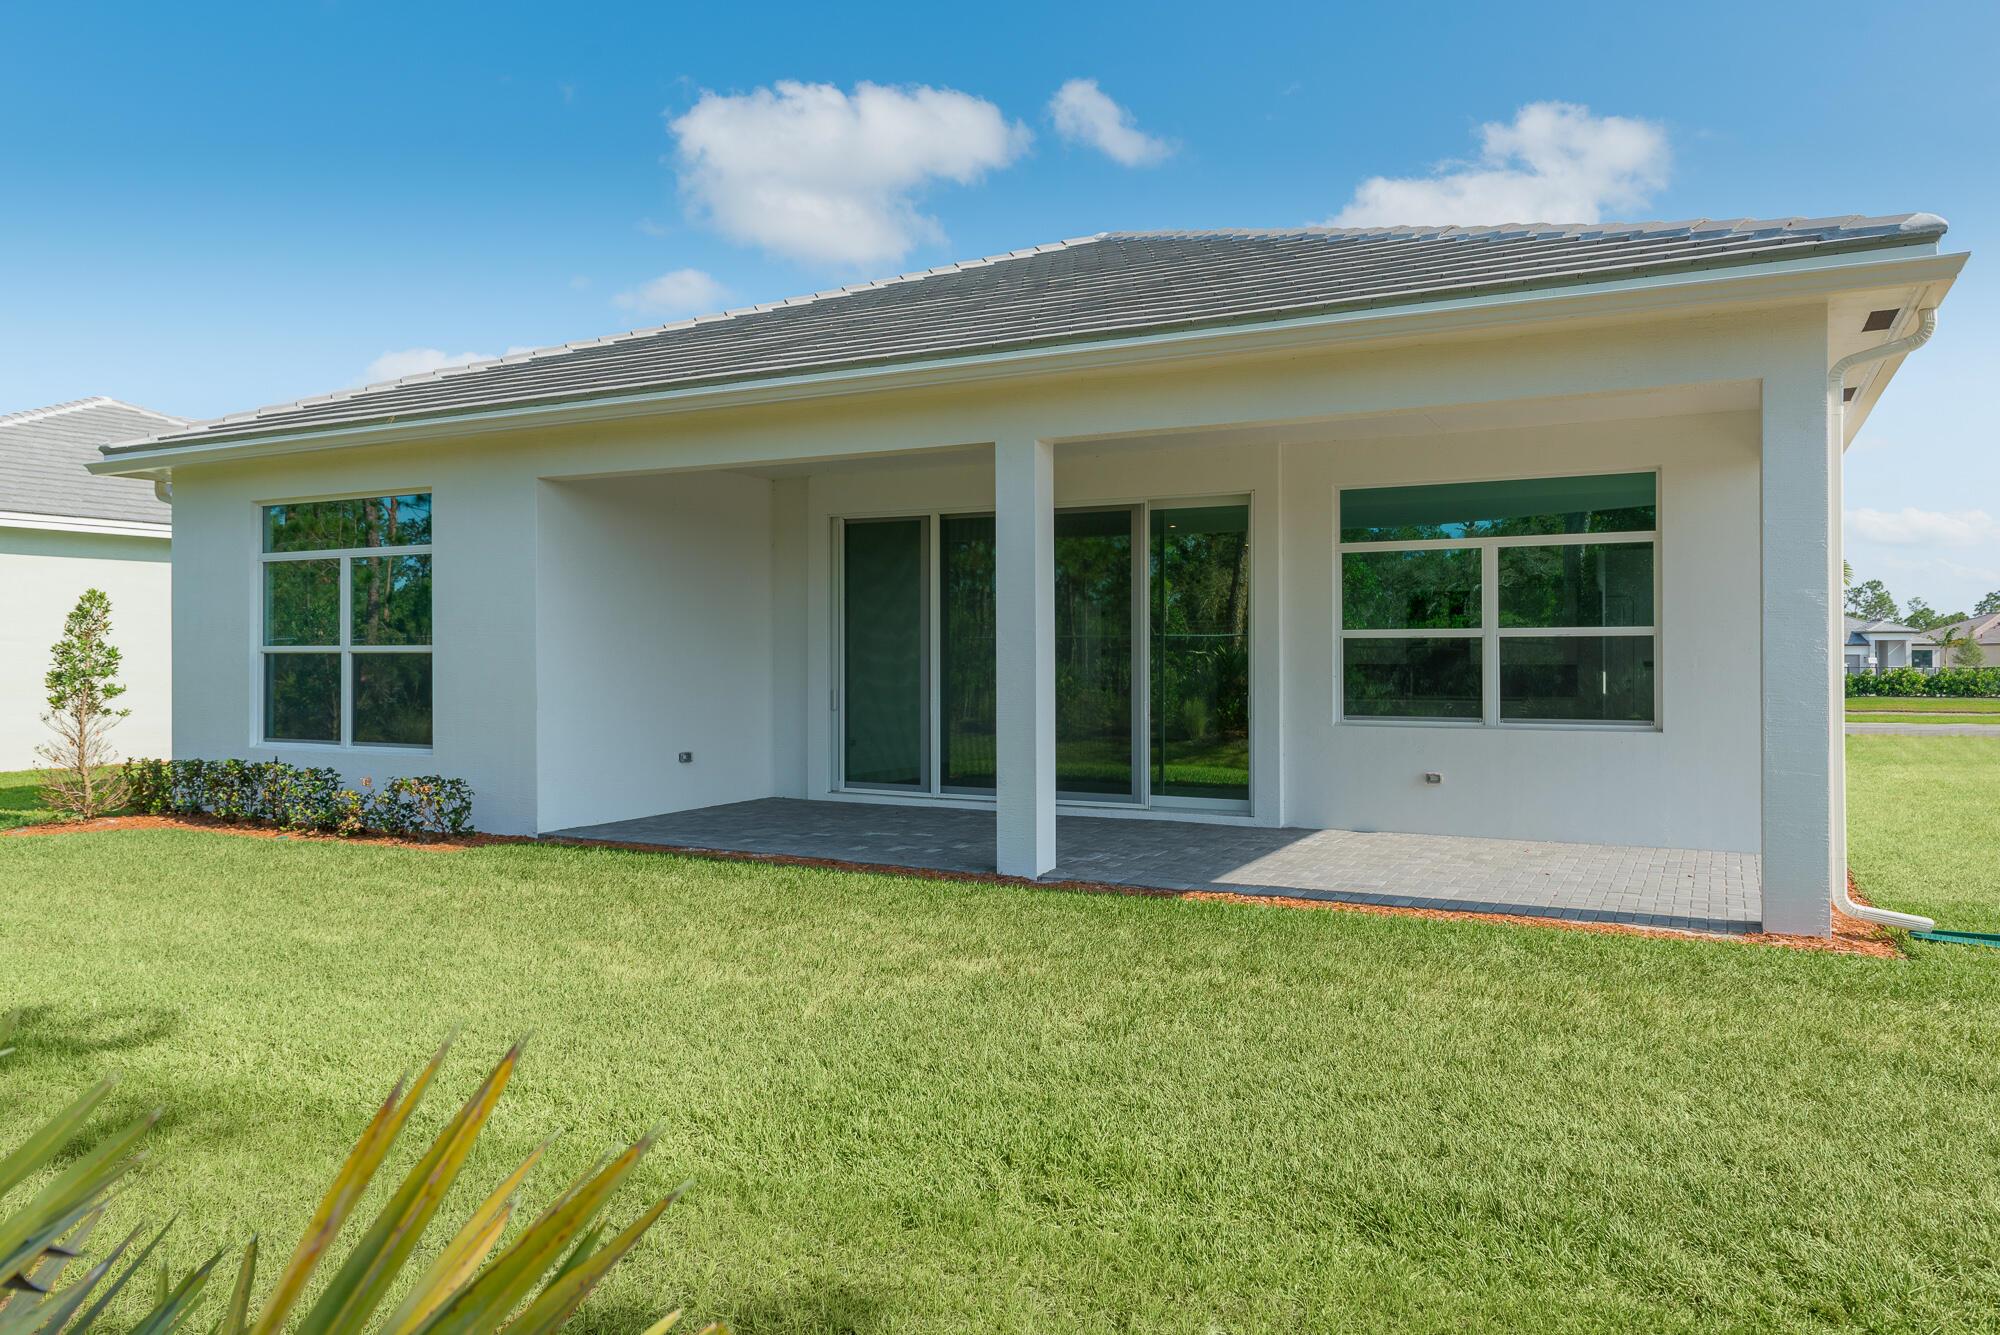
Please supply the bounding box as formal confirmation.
[547,799,1764,935]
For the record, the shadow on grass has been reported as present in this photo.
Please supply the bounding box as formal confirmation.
[6,1003,185,1063]
[714,1279,884,1335]
[0,773,47,831]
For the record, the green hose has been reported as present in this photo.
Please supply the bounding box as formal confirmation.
[1911,929,2000,950]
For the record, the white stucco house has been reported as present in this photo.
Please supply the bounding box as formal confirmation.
[1843,615,1939,673]
[2,397,182,768]
[89,214,1966,937]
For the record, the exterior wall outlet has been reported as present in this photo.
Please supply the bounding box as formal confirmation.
[1423,771,1442,785]
[678,751,693,764]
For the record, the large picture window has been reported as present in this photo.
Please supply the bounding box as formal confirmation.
[1339,472,1657,725]
[261,493,433,747]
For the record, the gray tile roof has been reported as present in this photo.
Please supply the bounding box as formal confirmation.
[2,398,184,524]
[1845,615,1938,643]
[108,213,1948,457]
[1932,613,2000,645]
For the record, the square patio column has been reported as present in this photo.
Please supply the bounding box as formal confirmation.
[994,434,1057,877]
[1760,356,1838,937]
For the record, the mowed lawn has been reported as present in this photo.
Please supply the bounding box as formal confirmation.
[1847,695,2000,714]
[0,743,1997,1333]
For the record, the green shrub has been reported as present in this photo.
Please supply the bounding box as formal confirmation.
[119,759,474,837]
[1847,667,2000,698]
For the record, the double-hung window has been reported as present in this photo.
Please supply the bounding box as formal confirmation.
[261,493,433,747]
[1339,472,1657,725]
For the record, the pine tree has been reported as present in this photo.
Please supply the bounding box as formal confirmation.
[36,588,131,819]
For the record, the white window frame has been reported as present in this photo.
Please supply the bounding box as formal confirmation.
[1335,471,1661,730]
[256,493,433,752]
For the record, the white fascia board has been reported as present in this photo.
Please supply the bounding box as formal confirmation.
[91,245,1967,477]
[0,510,171,537]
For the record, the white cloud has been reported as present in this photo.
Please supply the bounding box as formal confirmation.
[612,268,730,317]
[1049,78,1171,167]
[361,345,536,385]
[668,80,1031,266]
[1845,507,2000,548]
[1329,102,1670,227]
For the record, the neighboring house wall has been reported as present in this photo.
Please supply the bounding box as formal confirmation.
[0,526,171,768]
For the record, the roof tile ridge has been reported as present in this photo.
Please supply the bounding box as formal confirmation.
[0,396,118,427]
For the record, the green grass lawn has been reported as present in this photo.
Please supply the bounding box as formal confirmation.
[1847,695,2000,714]
[1,745,1998,1331]
[0,768,52,831]
[1849,711,2000,724]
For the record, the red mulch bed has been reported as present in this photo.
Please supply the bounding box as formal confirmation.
[7,817,1903,955]
[1,813,520,852]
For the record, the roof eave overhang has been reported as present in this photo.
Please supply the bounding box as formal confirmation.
[91,243,1968,478]
[0,510,171,537]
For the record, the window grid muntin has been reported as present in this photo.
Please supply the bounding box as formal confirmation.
[1338,475,1659,729]
[258,503,432,749]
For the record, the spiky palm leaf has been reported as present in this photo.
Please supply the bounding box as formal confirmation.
[0,1017,713,1333]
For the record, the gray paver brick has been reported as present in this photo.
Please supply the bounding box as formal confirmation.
[549,799,1763,935]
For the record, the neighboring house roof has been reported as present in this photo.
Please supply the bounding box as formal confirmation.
[1932,612,2000,646]
[104,213,1948,457]
[0,398,185,527]
[1843,615,1935,645]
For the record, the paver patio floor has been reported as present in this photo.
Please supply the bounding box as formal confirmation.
[548,798,1764,934]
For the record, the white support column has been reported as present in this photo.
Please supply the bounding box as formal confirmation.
[1759,349,1838,937]
[994,435,1057,877]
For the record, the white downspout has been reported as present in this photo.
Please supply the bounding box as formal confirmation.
[1830,308,1938,934]
[152,477,172,505]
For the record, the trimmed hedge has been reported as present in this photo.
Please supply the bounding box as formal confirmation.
[1846,667,2000,698]
[123,759,474,837]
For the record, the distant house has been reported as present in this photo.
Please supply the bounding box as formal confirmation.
[0,397,183,767]
[1843,615,1940,673]
[1928,611,2000,667]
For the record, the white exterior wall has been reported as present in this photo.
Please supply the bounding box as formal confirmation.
[156,306,1833,886]
[535,471,773,831]
[1285,412,1760,850]
[0,527,171,768]
[786,412,1758,851]
[167,444,542,833]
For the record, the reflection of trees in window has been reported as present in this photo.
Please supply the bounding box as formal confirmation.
[260,493,432,747]
[1152,506,1250,800]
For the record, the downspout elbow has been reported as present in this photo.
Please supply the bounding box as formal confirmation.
[152,478,172,506]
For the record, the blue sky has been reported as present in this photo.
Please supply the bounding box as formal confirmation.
[3,1,1995,609]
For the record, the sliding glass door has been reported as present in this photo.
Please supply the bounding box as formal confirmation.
[1151,504,1251,802]
[1055,509,1137,800]
[940,514,997,792]
[842,517,928,789]
[840,499,1248,808]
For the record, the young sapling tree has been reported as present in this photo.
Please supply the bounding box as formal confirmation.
[37,588,131,819]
